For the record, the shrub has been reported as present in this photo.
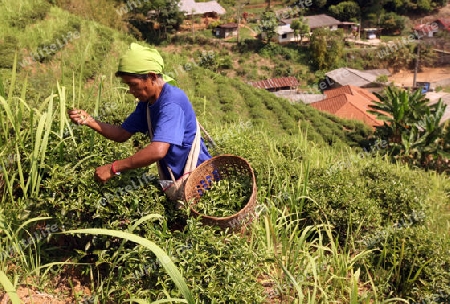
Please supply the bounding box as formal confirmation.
[305,162,429,243]
[0,36,22,69]
[9,1,51,28]
[362,225,450,301]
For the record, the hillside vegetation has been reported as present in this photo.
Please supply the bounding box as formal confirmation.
[1,1,450,303]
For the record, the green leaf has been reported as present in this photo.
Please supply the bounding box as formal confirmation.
[62,228,195,304]
[0,270,20,304]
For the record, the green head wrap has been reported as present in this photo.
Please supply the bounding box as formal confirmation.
[118,43,176,86]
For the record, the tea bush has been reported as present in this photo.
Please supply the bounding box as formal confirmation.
[0,36,22,69]
[19,120,266,302]
[8,1,51,29]
[36,17,82,63]
[306,161,429,243]
[362,225,450,301]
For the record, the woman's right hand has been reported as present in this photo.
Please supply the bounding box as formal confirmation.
[68,109,94,126]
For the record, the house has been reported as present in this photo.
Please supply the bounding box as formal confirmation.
[414,19,450,38]
[276,24,296,43]
[433,18,450,32]
[214,23,238,38]
[178,0,226,18]
[275,14,342,43]
[248,76,299,92]
[324,68,391,90]
[310,85,383,128]
[339,21,357,34]
[413,23,438,37]
[304,14,341,31]
[364,28,381,39]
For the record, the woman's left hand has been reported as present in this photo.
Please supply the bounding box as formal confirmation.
[94,164,114,183]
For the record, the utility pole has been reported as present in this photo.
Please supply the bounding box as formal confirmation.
[236,7,241,44]
[191,9,196,40]
[413,40,421,89]
[358,17,362,40]
[236,1,248,45]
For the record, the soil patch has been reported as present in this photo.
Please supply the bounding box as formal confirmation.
[388,66,450,87]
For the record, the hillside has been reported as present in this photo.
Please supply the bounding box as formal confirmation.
[0,1,372,149]
[1,1,450,303]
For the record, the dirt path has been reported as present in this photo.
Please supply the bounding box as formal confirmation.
[388,66,450,87]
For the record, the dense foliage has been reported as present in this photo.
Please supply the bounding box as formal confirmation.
[309,28,344,70]
[1,0,450,303]
[369,86,450,172]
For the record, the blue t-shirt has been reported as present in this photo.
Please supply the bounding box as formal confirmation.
[121,83,211,180]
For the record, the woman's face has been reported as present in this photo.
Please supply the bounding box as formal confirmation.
[121,74,157,102]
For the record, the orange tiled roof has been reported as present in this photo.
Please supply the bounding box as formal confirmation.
[310,85,383,128]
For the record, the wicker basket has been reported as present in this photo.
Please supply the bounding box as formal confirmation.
[184,154,258,231]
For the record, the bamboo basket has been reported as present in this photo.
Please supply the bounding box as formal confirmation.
[184,154,258,231]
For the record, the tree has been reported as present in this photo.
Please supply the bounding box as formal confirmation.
[369,86,429,144]
[368,86,450,170]
[380,12,407,34]
[309,28,344,70]
[310,0,327,10]
[328,1,361,21]
[290,16,310,45]
[259,11,278,44]
[128,0,184,41]
[290,19,301,43]
[382,44,414,73]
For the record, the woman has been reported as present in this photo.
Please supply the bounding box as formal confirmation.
[68,43,211,200]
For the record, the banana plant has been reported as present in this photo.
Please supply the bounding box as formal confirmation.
[369,86,449,169]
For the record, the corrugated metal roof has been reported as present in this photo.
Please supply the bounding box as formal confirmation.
[179,0,226,15]
[305,14,341,29]
[274,90,325,103]
[326,68,390,87]
[248,77,299,90]
[281,14,342,29]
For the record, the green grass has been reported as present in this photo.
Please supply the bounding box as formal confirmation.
[1,74,450,302]
[1,1,450,303]
[380,35,399,42]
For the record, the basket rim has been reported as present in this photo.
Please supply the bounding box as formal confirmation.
[184,154,257,221]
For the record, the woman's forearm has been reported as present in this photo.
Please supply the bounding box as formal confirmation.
[85,119,131,143]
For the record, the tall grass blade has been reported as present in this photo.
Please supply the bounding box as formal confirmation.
[78,43,90,108]
[94,77,103,118]
[57,82,66,138]
[126,299,188,304]
[151,299,188,304]
[62,228,195,304]
[0,159,14,201]
[0,270,20,304]
[15,145,25,193]
[0,73,5,98]
[7,53,17,103]
[280,262,303,303]
[349,268,360,304]
[29,112,47,196]
[129,214,163,232]
[18,75,28,133]
[16,217,53,233]
[0,96,16,135]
